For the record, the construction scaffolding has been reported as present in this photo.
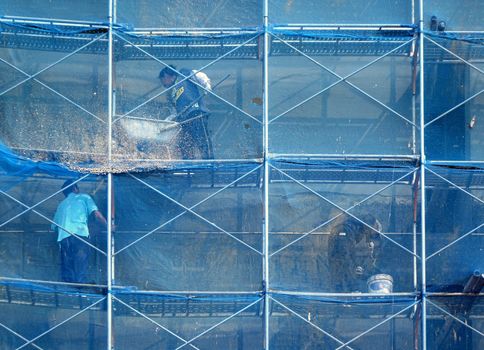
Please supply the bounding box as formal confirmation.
[0,1,483,349]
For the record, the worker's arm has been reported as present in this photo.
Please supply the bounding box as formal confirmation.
[93,209,116,231]
[93,210,108,227]
[51,208,60,233]
[84,194,109,229]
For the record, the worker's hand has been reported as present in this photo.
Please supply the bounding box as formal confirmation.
[165,114,177,121]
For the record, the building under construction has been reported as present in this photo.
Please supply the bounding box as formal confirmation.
[0,1,483,349]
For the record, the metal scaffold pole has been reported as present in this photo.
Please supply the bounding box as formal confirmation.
[418,0,427,349]
[263,0,270,349]
[107,1,116,349]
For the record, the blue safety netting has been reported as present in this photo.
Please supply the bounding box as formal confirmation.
[1,1,484,349]
[269,293,419,349]
[268,159,420,293]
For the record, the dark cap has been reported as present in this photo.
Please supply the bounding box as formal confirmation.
[62,179,79,197]
[159,65,178,79]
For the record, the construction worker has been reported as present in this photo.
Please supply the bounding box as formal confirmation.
[52,179,107,284]
[327,214,383,292]
[159,65,214,159]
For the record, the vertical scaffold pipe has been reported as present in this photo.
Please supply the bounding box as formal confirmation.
[418,0,427,349]
[107,1,115,349]
[263,0,270,349]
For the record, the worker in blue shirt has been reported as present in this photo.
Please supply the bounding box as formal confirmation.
[52,179,107,284]
[159,65,214,159]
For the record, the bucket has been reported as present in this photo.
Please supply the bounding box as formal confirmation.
[367,274,393,294]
